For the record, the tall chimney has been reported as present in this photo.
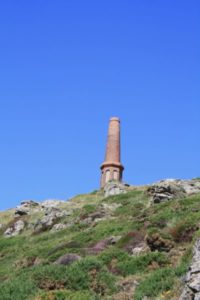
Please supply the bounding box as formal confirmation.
[100,117,124,188]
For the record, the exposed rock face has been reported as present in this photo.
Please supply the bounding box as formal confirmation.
[4,220,25,237]
[54,253,81,266]
[147,179,200,204]
[104,181,128,197]
[180,239,200,300]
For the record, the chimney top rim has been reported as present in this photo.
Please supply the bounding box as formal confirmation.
[110,117,120,122]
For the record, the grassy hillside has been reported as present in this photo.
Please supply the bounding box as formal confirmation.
[0,188,200,300]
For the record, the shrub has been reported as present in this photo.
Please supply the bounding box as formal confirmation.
[169,219,199,243]
[0,257,117,300]
[134,268,175,300]
[33,256,116,294]
[82,204,97,215]
[99,248,169,276]
[117,252,169,276]
[35,290,99,300]
[0,273,38,300]
[99,248,128,265]
[67,257,117,294]
[31,265,69,289]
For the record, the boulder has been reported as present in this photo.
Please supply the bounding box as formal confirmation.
[4,220,25,237]
[54,253,81,266]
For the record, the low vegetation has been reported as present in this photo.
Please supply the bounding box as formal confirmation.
[0,188,199,299]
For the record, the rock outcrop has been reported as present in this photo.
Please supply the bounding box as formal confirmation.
[34,207,71,233]
[147,179,200,204]
[40,199,66,209]
[4,220,25,237]
[104,181,129,197]
[180,239,200,300]
[15,200,39,216]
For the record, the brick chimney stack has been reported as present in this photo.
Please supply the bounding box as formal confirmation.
[100,117,124,188]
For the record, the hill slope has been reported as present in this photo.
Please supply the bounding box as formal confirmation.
[1,180,200,300]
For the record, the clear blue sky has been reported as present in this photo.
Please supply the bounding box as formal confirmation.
[0,1,200,210]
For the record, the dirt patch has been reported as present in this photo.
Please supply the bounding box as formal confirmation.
[169,222,199,243]
[38,279,65,291]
